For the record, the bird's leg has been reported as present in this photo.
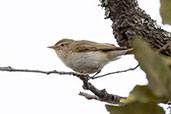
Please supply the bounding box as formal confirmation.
[91,70,101,78]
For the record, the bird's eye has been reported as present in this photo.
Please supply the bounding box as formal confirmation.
[60,44,64,47]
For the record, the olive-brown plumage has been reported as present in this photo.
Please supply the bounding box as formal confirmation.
[48,39,132,74]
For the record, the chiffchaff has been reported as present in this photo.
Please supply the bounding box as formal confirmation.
[48,39,132,75]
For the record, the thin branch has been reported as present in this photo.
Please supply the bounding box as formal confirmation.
[79,91,126,104]
[0,65,139,80]
[0,66,87,77]
[91,64,139,79]
[0,66,127,104]
[79,92,99,100]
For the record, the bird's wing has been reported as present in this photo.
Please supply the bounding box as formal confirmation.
[72,40,128,52]
[95,43,128,51]
[71,40,97,52]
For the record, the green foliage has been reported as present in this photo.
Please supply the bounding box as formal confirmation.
[106,101,164,114]
[160,0,171,24]
[133,38,171,98]
[106,37,171,114]
[130,85,159,103]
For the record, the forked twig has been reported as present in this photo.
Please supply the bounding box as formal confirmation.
[0,65,139,79]
[0,66,128,104]
[91,64,139,79]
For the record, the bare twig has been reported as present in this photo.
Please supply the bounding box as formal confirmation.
[91,64,139,79]
[79,91,126,104]
[0,66,136,104]
[0,66,127,104]
[0,65,139,80]
[0,66,87,77]
[79,76,127,104]
[79,92,99,100]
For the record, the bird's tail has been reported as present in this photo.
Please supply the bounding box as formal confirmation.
[107,48,133,61]
[125,48,134,54]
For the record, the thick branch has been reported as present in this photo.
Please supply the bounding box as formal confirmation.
[101,0,171,56]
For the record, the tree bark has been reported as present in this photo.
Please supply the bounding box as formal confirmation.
[101,0,171,56]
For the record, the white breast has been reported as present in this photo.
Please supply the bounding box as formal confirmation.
[56,51,110,74]
[71,51,110,73]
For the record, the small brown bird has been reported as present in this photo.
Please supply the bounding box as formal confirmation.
[48,39,132,75]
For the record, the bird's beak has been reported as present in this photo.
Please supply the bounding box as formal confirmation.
[47,46,55,49]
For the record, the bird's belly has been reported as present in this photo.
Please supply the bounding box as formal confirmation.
[65,51,109,74]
